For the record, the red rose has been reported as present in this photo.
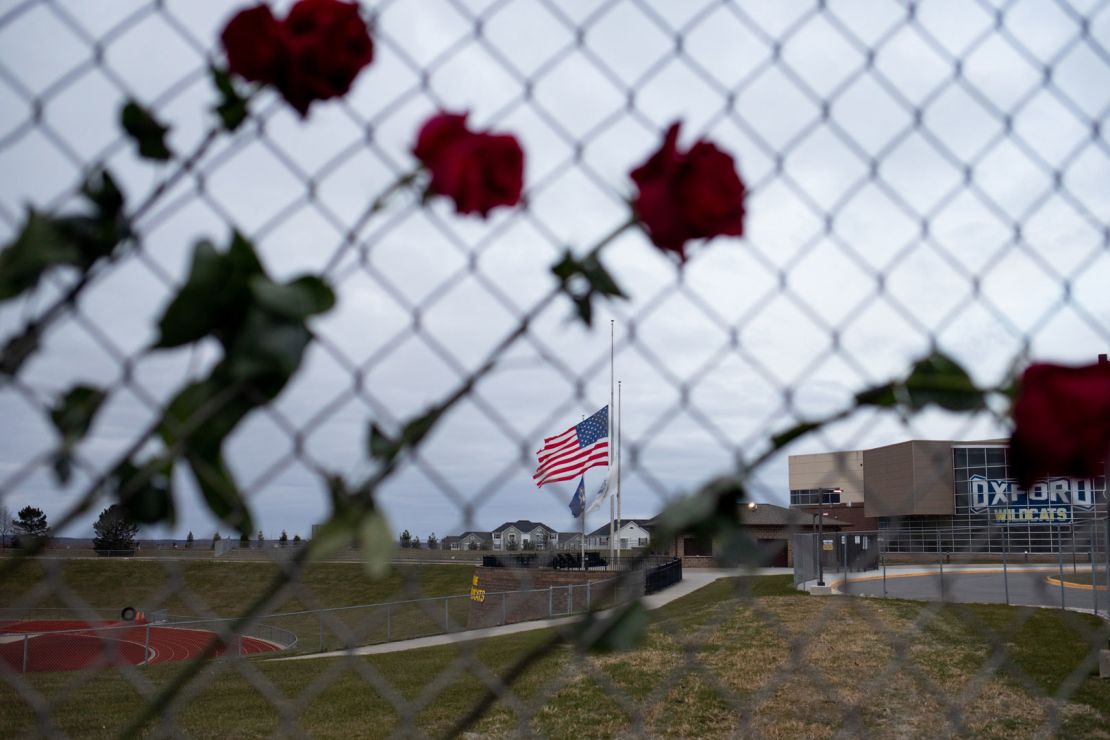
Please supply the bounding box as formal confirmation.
[220,0,373,116]
[413,112,524,217]
[1010,360,1110,489]
[629,122,746,262]
[278,0,374,116]
[220,5,284,84]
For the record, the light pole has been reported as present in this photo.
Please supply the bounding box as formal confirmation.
[816,495,825,587]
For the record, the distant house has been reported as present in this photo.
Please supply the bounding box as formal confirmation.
[443,531,491,550]
[585,519,652,551]
[491,521,557,551]
[557,532,583,551]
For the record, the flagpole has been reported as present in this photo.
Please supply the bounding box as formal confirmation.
[617,379,622,565]
[580,476,586,571]
[609,319,615,566]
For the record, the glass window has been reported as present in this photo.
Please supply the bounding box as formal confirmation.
[965,448,986,467]
[954,448,968,468]
[985,447,1005,466]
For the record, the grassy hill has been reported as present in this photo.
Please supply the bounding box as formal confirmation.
[3,575,1109,738]
[2,558,474,617]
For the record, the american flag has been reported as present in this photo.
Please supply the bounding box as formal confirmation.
[533,406,609,487]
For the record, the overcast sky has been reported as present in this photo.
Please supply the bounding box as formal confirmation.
[0,0,1108,542]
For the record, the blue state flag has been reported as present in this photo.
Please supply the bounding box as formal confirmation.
[569,477,585,518]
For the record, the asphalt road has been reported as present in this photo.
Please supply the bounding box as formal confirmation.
[839,568,1108,614]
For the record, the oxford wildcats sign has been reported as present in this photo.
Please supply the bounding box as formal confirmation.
[969,475,1100,524]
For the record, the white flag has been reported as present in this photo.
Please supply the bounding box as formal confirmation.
[585,464,616,514]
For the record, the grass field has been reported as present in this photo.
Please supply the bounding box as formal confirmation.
[2,558,476,653]
[3,574,1109,738]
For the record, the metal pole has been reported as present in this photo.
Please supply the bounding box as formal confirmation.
[1002,524,1010,606]
[144,624,151,665]
[1090,529,1098,618]
[548,586,553,618]
[1071,521,1078,574]
[502,592,507,625]
[938,553,944,602]
[386,604,391,642]
[881,552,887,598]
[318,613,323,651]
[816,502,825,587]
[1056,523,1066,611]
[22,634,28,673]
[842,536,848,591]
[445,598,450,633]
[586,580,591,610]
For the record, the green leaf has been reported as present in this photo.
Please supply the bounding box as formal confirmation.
[189,451,252,534]
[81,170,125,220]
[903,352,982,412]
[249,275,336,321]
[358,509,394,580]
[401,406,443,447]
[368,423,399,462]
[52,450,74,485]
[856,352,983,413]
[224,309,311,382]
[154,240,227,347]
[120,101,172,161]
[0,210,83,301]
[770,420,821,450]
[50,385,107,443]
[211,66,249,132]
[589,602,649,653]
[550,250,626,327]
[113,457,175,525]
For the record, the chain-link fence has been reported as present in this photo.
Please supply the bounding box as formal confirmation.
[3,0,1110,736]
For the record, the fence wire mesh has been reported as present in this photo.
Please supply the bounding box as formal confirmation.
[2,0,1110,737]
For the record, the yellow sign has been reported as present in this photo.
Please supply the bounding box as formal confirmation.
[822,542,834,551]
[469,574,485,602]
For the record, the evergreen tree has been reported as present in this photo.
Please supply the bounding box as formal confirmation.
[410,535,421,550]
[186,531,194,548]
[239,531,249,548]
[279,530,288,547]
[427,532,438,549]
[293,534,302,544]
[400,529,411,548]
[212,532,222,550]
[92,504,138,557]
[13,506,49,547]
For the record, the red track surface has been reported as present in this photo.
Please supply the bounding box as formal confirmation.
[0,620,280,673]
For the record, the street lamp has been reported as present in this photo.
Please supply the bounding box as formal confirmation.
[816,492,826,587]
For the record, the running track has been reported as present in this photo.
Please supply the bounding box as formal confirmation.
[0,620,280,673]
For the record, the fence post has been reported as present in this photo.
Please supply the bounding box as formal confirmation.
[1056,523,1066,610]
[548,586,553,618]
[444,598,450,633]
[1002,524,1010,606]
[144,624,151,665]
[502,592,507,625]
[938,554,944,602]
[586,580,591,610]
[1090,530,1098,617]
[318,613,323,652]
[386,604,392,642]
[22,634,28,673]
[1104,514,1110,598]
[881,553,887,598]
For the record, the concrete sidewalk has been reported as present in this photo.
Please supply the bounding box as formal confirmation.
[798,563,1087,595]
[274,567,790,661]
